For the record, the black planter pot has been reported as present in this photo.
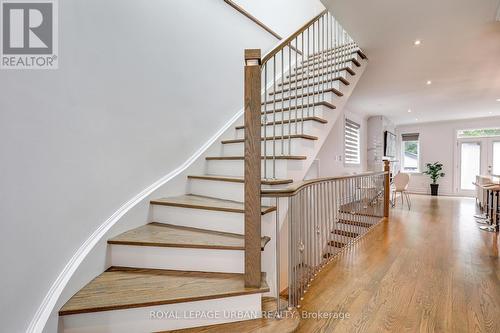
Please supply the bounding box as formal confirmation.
[430,183,439,196]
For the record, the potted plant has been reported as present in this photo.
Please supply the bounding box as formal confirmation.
[423,162,445,196]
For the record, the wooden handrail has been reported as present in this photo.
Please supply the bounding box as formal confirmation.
[262,9,327,64]
[223,0,282,40]
[224,0,302,56]
[262,171,387,197]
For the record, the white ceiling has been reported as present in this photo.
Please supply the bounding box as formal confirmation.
[321,0,500,125]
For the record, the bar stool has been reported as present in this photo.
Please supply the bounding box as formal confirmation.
[475,184,500,232]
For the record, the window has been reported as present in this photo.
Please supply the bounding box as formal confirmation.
[344,119,360,165]
[401,133,420,172]
[457,128,500,138]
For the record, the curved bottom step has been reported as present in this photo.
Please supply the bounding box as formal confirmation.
[60,267,269,333]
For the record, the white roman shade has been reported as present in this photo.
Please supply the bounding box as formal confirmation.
[402,133,420,142]
[345,119,361,165]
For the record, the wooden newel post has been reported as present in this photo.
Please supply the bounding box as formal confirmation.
[384,160,390,218]
[244,49,262,288]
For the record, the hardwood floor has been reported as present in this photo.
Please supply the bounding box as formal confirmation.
[296,194,499,333]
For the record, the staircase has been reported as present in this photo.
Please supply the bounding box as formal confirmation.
[58,10,370,333]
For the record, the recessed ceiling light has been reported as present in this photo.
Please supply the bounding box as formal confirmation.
[426,80,432,85]
[414,40,422,46]
[415,118,419,121]
[489,111,493,114]
[408,109,412,113]
[496,98,500,102]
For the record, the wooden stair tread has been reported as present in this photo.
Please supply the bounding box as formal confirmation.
[310,47,366,60]
[293,57,360,73]
[151,194,276,215]
[338,219,372,228]
[206,155,307,161]
[277,77,350,94]
[339,200,384,218]
[221,134,318,144]
[188,175,293,185]
[301,52,362,67]
[328,240,346,248]
[279,75,349,87]
[262,101,336,114]
[108,222,271,251]
[59,267,269,316]
[332,229,359,238]
[263,87,343,104]
[235,116,327,130]
[159,297,298,333]
[288,66,355,80]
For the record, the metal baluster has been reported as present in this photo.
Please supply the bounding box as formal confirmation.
[321,15,325,103]
[299,189,304,305]
[294,38,299,135]
[323,182,328,266]
[275,197,281,318]
[263,64,267,179]
[312,20,316,118]
[272,55,276,178]
[288,43,292,155]
[288,196,293,308]
[325,181,330,264]
[306,27,311,118]
[328,13,332,92]
[281,50,285,156]
[301,32,305,135]
[331,180,336,259]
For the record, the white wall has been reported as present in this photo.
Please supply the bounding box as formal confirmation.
[0,1,278,332]
[234,0,325,37]
[0,1,328,332]
[396,116,500,195]
[305,109,368,178]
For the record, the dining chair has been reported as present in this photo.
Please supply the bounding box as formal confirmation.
[392,172,411,209]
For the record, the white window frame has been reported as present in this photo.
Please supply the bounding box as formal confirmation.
[401,133,420,173]
[344,118,361,166]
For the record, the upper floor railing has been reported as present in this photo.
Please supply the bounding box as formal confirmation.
[263,170,389,311]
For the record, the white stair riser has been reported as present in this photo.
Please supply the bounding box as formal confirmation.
[289,62,354,81]
[110,245,244,273]
[235,120,325,139]
[222,138,315,157]
[269,81,340,99]
[206,159,304,179]
[263,91,336,110]
[298,53,361,70]
[293,60,356,76]
[61,294,262,333]
[152,205,276,234]
[279,69,348,88]
[299,49,361,66]
[188,178,274,205]
[260,104,331,122]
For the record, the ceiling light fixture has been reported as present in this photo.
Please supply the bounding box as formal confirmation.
[496,98,500,102]
[415,118,419,121]
[414,39,421,46]
[426,80,432,85]
[408,109,412,113]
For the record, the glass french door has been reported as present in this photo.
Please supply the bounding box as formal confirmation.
[456,138,500,195]
[458,140,482,193]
